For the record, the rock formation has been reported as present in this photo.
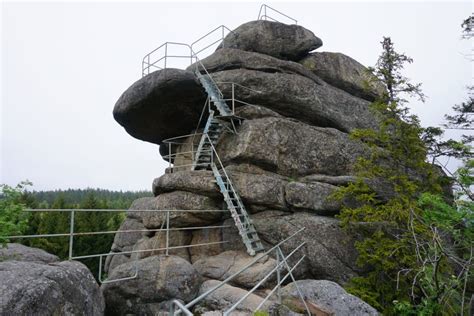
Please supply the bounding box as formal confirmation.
[108,19,383,315]
[0,243,105,315]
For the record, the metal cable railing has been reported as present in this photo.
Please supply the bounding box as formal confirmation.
[1,208,230,284]
[170,228,310,315]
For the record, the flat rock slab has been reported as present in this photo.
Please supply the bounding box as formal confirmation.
[188,48,323,85]
[218,20,322,61]
[211,69,376,132]
[282,279,379,315]
[140,191,222,229]
[113,68,206,145]
[0,260,104,316]
[218,117,367,178]
[299,52,385,101]
[193,250,276,288]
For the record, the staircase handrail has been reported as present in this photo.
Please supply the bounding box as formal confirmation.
[257,4,297,24]
[205,134,246,214]
[191,25,236,56]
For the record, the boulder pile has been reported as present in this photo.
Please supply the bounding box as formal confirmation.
[108,20,384,315]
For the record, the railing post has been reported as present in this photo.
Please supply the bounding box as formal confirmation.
[165,210,170,256]
[147,55,150,75]
[232,83,235,115]
[164,43,168,70]
[222,26,225,48]
[68,210,75,260]
[264,5,267,21]
[276,248,282,304]
[168,142,172,173]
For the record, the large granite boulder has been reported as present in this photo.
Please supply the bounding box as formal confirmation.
[218,117,367,178]
[102,255,201,315]
[299,52,385,101]
[218,20,322,60]
[0,259,104,315]
[282,279,379,315]
[211,69,376,132]
[223,211,362,284]
[193,250,276,288]
[113,68,206,145]
[0,243,59,263]
[140,191,223,229]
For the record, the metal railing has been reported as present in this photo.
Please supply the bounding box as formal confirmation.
[257,4,298,25]
[1,208,230,284]
[170,228,310,315]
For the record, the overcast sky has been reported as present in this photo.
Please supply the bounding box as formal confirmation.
[1,1,472,191]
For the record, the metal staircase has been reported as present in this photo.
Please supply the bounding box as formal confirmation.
[192,69,265,256]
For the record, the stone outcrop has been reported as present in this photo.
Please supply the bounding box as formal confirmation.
[0,244,104,316]
[217,20,322,60]
[107,17,385,315]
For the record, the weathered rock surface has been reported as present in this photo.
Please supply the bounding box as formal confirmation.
[189,48,323,85]
[299,52,385,101]
[193,251,276,288]
[102,255,201,315]
[153,170,218,197]
[282,279,379,315]
[223,211,361,284]
[113,68,206,145]
[195,279,272,313]
[218,117,367,177]
[127,196,156,221]
[227,169,288,211]
[133,230,192,262]
[0,260,104,316]
[104,252,130,274]
[189,228,225,262]
[285,181,341,215]
[141,191,222,228]
[0,243,59,263]
[211,69,376,132]
[218,21,322,60]
[111,217,146,252]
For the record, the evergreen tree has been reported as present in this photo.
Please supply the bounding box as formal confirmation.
[335,36,471,314]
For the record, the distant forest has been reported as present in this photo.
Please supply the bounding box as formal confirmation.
[22,188,152,210]
[3,187,153,279]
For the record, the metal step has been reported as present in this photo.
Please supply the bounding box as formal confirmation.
[211,163,264,256]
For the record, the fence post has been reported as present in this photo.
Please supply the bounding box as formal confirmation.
[232,83,235,115]
[276,248,282,304]
[165,210,170,256]
[68,210,75,260]
[168,142,172,172]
